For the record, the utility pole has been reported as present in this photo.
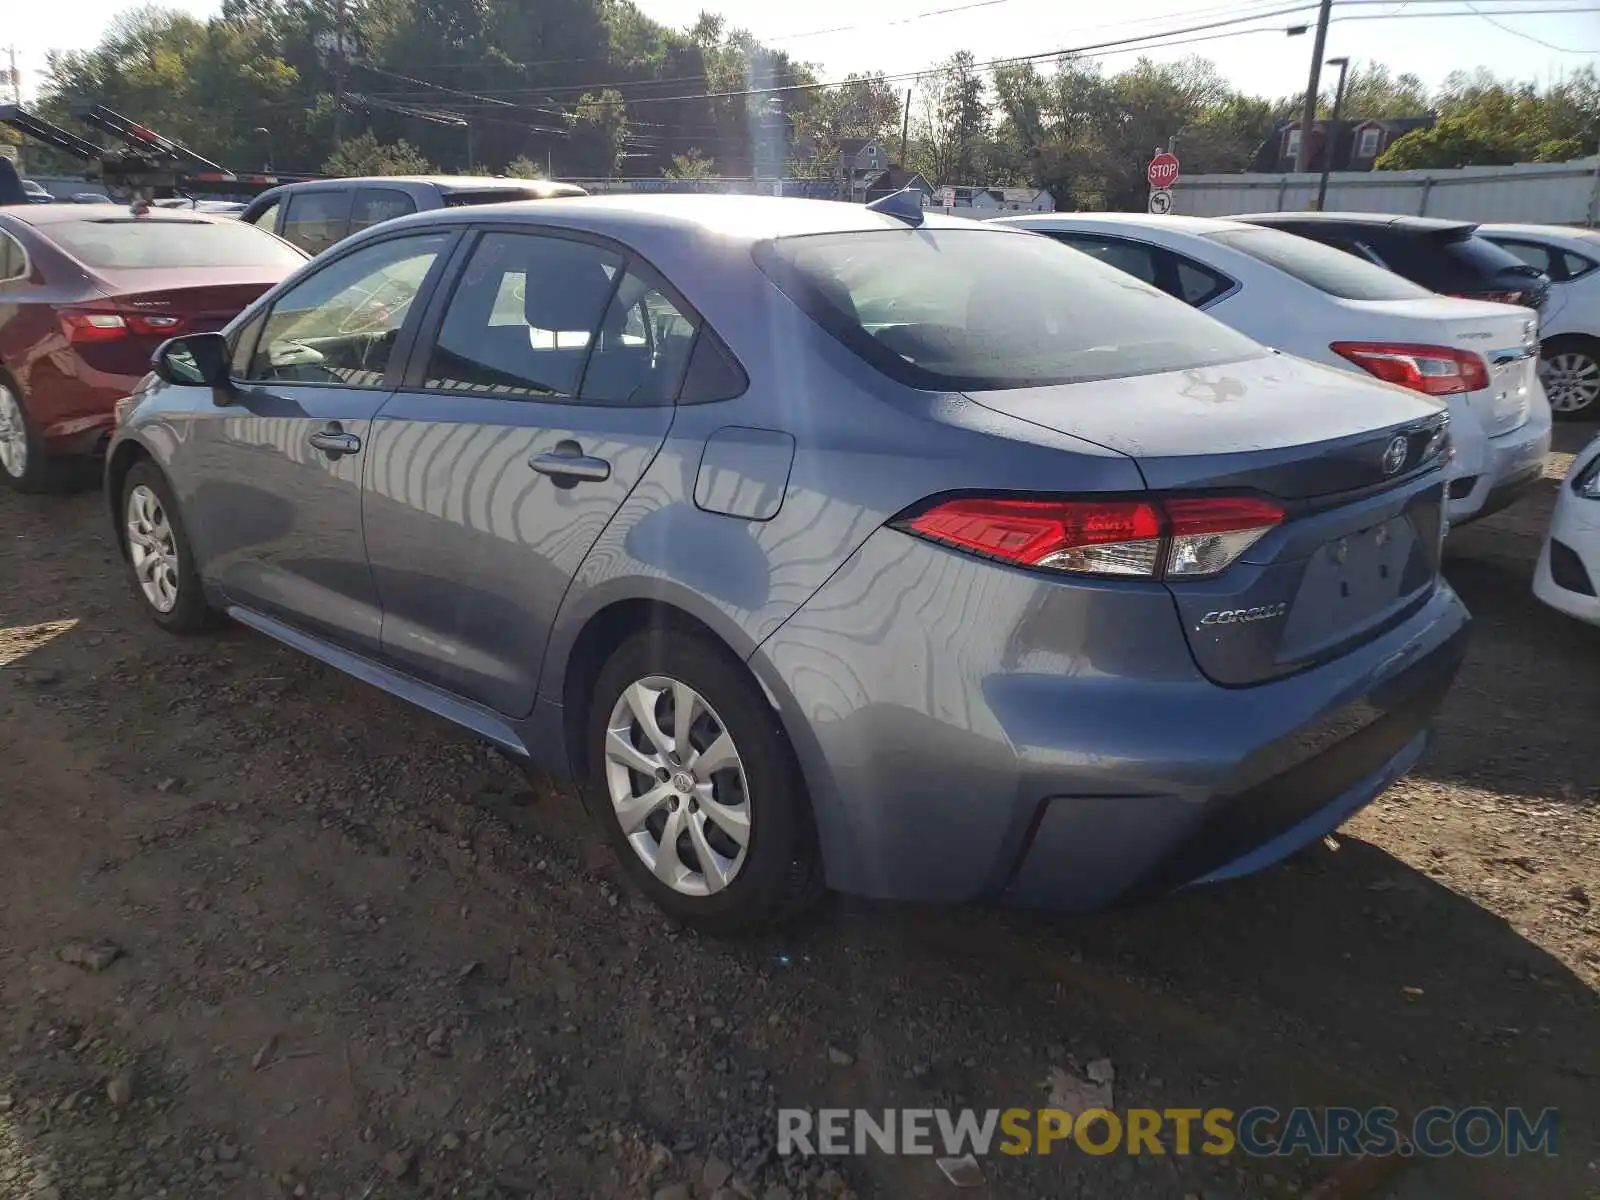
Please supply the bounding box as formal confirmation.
[332,0,349,146]
[899,87,912,167]
[1293,0,1333,173]
[4,46,21,172]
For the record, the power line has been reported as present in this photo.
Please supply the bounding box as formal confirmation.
[612,3,1598,107]
[757,0,1566,44]
[353,0,1593,108]
[1459,0,1600,49]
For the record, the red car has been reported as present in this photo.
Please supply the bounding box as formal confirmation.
[0,205,306,491]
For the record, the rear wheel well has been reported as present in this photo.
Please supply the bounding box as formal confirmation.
[561,600,759,778]
[1542,332,1600,355]
[105,441,153,555]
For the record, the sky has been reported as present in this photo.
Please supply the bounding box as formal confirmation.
[5,0,1598,106]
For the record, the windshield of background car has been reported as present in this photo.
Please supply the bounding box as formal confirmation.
[47,218,307,270]
[753,228,1265,391]
[1206,226,1432,301]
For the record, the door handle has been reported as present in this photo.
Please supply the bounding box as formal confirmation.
[309,424,361,457]
[529,443,611,485]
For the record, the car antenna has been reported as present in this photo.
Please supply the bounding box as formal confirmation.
[866,186,925,227]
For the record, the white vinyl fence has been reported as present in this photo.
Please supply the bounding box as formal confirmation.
[1172,156,1600,225]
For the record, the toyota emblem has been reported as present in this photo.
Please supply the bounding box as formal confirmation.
[1381,435,1408,476]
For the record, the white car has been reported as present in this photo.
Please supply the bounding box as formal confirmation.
[993,213,1552,526]
[1479,223,1600,421]
[1534,433,1600,625]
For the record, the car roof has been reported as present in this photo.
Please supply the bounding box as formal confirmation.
[0,204,241,228]
[260,175,585,196]
[1478,222,1600,244]
[1234,211,1476,234]
[371,193,1008,244]
[996,212,1259,236]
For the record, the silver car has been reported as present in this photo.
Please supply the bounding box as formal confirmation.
[107,195,1469,931]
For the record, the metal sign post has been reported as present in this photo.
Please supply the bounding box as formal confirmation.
[1147,149,1180,216]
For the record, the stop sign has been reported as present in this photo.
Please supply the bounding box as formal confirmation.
[1147,151,1180,189]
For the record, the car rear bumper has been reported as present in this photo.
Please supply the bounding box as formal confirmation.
[753,528,1470,909]
[1446,394,1551,525]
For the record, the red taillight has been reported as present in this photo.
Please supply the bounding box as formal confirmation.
[59,306,188,343]
[1444,289,1526,307]
[1330,341,1488,397]
[898,495,1283,579]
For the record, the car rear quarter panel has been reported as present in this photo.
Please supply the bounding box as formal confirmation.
[537,238,1146,778]
[0,222,126,442]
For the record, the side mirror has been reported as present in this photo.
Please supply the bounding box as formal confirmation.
[151,332,232,395]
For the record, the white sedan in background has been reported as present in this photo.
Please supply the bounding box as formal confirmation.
[993,212,1552,526]
[1479,223,1600,421]
[1534,433,1600,626]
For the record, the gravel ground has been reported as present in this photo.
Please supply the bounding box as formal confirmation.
[1,427,1597,1200]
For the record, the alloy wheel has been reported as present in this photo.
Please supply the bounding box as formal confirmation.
[1541,351,1600,415]
[603,675,751,897]
[126,484,181,613]
[0,385,27,480]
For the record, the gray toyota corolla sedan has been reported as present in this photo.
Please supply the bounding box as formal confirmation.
[105,194,1469,931]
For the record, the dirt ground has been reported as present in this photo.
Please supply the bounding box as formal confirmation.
[1,426,1597,1200]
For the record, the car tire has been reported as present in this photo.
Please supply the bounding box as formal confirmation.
[1540,335,1600,421]
[584,627,822,933]
[0,375,52,493]
[120,461,222,634]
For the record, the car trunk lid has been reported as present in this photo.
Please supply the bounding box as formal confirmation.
[964,352,1450,685]
[1336,295,1540,438]
[73,272,277,376]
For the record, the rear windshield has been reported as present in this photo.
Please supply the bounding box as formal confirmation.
[1433,234,1539,276]
[443,188,577,207]
[1375,229,1540,288]
[754,228,1264,390]
[1207,227,1431,301]
[46,218,306,270]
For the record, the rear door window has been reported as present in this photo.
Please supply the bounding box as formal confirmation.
[350,188,418,235]
[1207,228,1430,301]
[1489,238,1555,275]
[1047,232,1233,308]
[0,229,27,281]
[249,201,280,232]
[422,232,622,399]
[282,189,354,255]
[1046,233,1160,285]
[755,228,1263,391]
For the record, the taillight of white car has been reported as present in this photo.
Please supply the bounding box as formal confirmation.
[1330,342,1488,397]
[894,495,1286,580]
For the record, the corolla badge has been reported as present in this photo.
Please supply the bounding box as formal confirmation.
[1381,435,1408,476]
[1200,603,1288,626]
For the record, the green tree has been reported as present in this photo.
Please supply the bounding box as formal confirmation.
[323,130,433,174]
[663,148,716,179]
[791,73,902,179]
[1338,63,1430,119]
[505,155,545,178]
[569,88,628,177]
[1377,67,1599,169]
[915,51,989,184]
